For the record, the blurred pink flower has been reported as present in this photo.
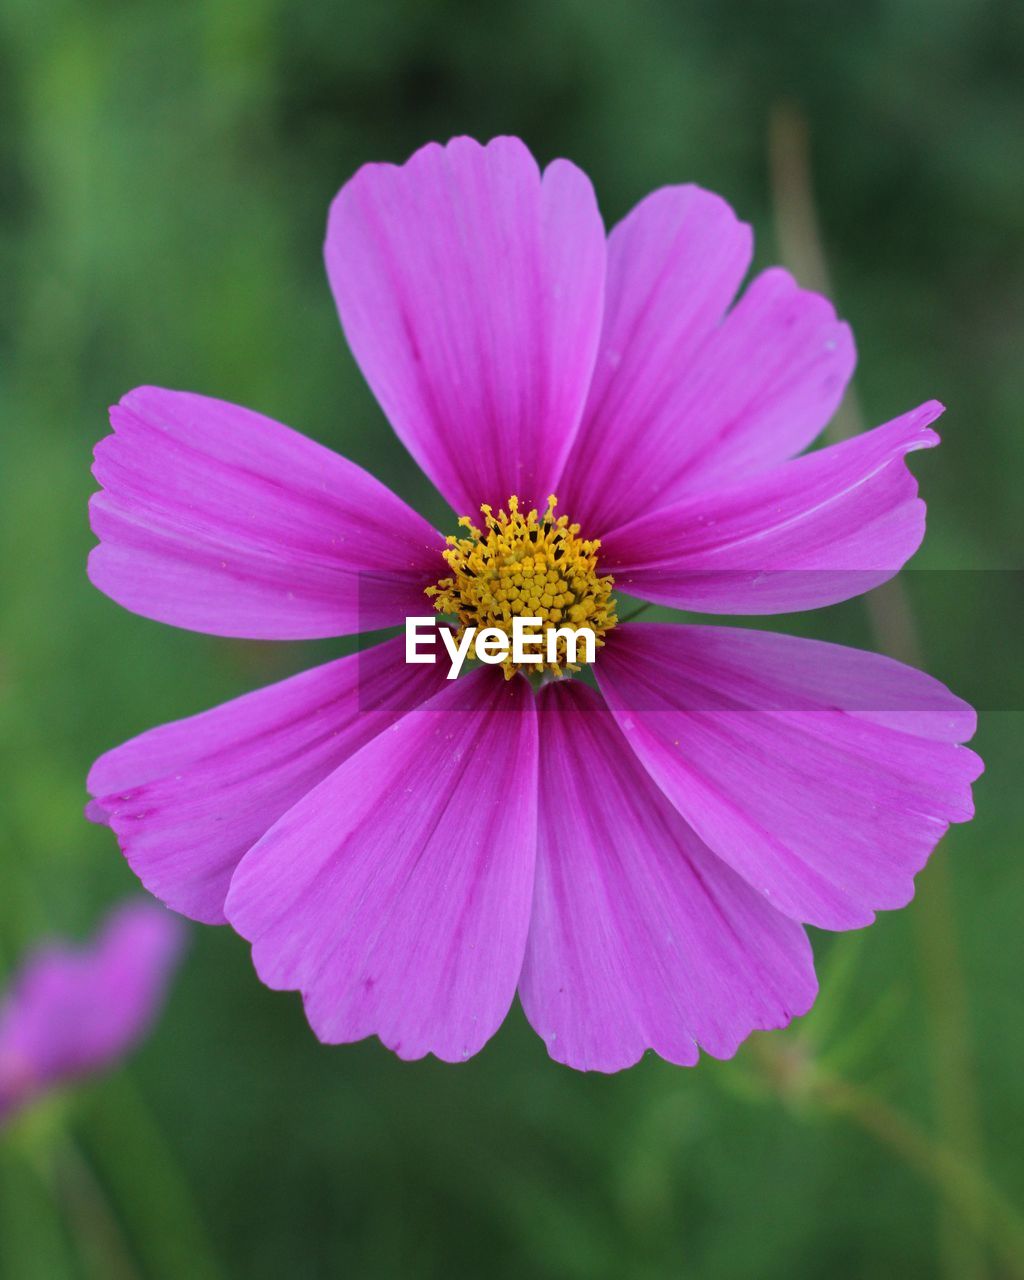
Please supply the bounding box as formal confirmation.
[86,136,981,1070]
[0,902,185,1122]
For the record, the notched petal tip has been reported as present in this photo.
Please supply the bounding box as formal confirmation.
[597,624,982,933]
[223,671,538,1064]
[325,129,606,516]
[85,386,443,639]
[84,796,110,825]
[520,680,817,1072]
[641,180,755,242]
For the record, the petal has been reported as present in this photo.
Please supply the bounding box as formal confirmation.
[0,903,184,1117]
[600,404,941,614]
[563,264,855,534]
[519,681,816,1072]
[596,625,983,931]
[326,136,606,515]
[89,387,444,639]
[62,902,186,1072]
[224,670,539,1062]
[87,637,446,925]
[659,267,857,495]
[556,184,753,533]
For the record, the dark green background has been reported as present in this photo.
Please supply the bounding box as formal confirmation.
[1,1,1021,1276]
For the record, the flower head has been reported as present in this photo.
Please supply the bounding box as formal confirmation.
[0,901,185,1122]
[86,136,981,1071]
[425,494,617,678]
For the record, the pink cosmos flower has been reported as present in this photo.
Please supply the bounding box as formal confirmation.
[0,901,185,1122]
[86,136,982,1071]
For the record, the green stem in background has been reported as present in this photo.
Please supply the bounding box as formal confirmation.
[792,930,866,1052]
[821,1076,1021,1277]
[82,1070,226,1280]
[0,1133,78,1280]
[2,852,223,1279]
[617,601,655,625]
[4,1101,144,1280]
[751,1040,1024,1279]
[2,1074,225,1280]
[50,1135,144,1280]
[768,101,991,1280]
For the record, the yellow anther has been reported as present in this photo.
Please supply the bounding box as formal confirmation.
[425,495,617,679]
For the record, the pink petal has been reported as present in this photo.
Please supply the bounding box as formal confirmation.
[556,184,753,533]
[519,681,816,1072]
[224,670,539,1062]
[563,262,854,534]
[87,637,446,925]
[661,267,856,495]
[326,136,606,516]
[600,404,941,613]
[596,625,982,931]
[0,902,184,1121]
[89,387,444,639]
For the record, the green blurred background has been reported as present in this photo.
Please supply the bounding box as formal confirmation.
[1,0,1022,1276]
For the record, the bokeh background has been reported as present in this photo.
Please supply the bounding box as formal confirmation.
[1,0,1022,1276]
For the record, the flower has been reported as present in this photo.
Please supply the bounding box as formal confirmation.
[0,901,185,1122]
[86,136,982,1071]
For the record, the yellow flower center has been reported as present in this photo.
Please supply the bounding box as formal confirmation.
[425,495,617,680]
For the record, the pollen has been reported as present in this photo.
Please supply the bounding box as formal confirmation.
[425,495,617,679]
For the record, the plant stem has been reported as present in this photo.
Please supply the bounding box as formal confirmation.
[84,1071,226,1280]
[815,1072,1024,1279]
[51,1135,144,1280]
[768,100,990,1280]
[617,602,654,625]
[751,1040,1024,1278]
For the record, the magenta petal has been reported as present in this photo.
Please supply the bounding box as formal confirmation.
[597,625,982,931]
[565,262,854,533]
[89,387,444,639]
[557,184,753,533]
[600,403,941,613]
[0,902,184,1121]
[87,637,446,926]
[326,136,606,515]
[663,267,856,494]
[519,682,816,1072]
[224,670,539,1062]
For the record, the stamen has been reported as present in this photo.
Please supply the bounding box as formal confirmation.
[425,495,617,679]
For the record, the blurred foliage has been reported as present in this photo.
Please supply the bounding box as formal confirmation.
[0,0,1022,1277]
